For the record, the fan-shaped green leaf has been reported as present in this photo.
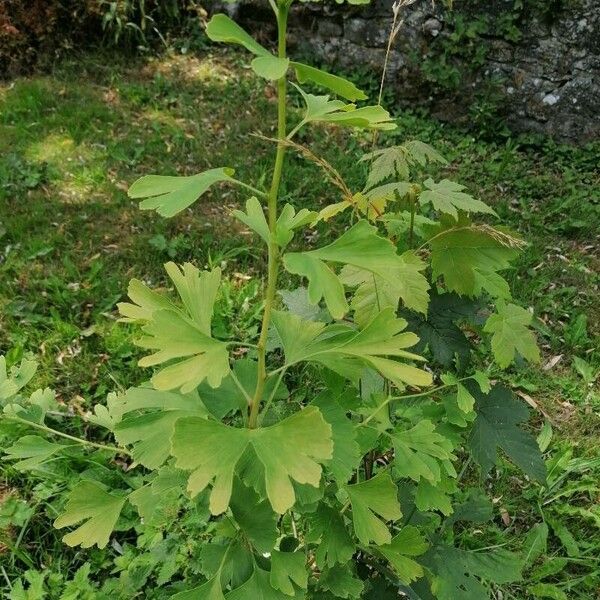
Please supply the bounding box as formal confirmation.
[378,526,428,584]
[54,481,126,549]
[4,435,67,471]
[346,472,402,546]
[171,407,332,514]
[252,56,290,80]
[293,62,367,101]
[270,551,308,596]
[128,168,235,217]
[205,14,270,57]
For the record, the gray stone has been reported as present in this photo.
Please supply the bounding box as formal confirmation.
[220,0,600,142]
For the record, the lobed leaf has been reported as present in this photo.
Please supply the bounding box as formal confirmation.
[484,301,540,368]
[171,406,332,514]
[54,481,126,549]
[419,178,497,220]
[345,472,402,546]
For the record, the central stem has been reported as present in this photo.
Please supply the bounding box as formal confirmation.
[248,3,289,428]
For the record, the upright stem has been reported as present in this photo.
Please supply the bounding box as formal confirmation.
[248,3,289,429]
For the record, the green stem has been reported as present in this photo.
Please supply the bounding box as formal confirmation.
[4,415,131,455]
[248,3,289,429]
[257,368,287,427]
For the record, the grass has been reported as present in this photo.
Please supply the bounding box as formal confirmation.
[0,47,599,598]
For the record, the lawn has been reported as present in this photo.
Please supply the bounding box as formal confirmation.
[1,46,599,598]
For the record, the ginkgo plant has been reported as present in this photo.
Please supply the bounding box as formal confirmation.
[1,3,547,599]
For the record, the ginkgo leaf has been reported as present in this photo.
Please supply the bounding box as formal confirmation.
[252,56,290,80]
[0,356,37,402]
[308,505,355,568]
[270,551,308,596]
[414,475,456,516]
[419,179,497,219]
[346,472,402,546]
[205,14,270,57]
[275,203,317,247]
[232,196,270,244]
[293,62,367,101]
[272,309,432,389]
[295,86,395,131]
[171,576,226,600]
[3,435,68,471]
[228,567,293,600]
[251,407,333,514]
[340,251,430,325]
[312,392,360,483]
[171,407,332,514]
[129,168,235,218]
[428,219,521,297]
[391,420,455,483]
[120,263,230,393]
[164,263,220,335]
[137,310,230,393]
[318,565,364,599]
[54,481,126,549]
[378,526,429,584]
[362,141,447,189]
[484,301,540,368]
[468,383,546,482]
[117,278,175,323]
[284,220,429,319]
[230,478,278,554]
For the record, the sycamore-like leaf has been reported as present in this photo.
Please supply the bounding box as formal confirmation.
[312,392,360,483]
[362,141,447,189]
[54,481,126,549]
[293,62,367,101]
[378,526,429,584]
[284,220,430,319]
[428,219,521,297]
[346,472,402,546]
[308,505,355,568]
[119,264,229,393]
[270,551,308,596]
[318,565,364,599]
[205,14,270,57]
[391,420,455,483]
[419,179,496,219]
[484,301,540,368]
[171,407,332,514]
[129,168,235,218]
[468,383,546,482]
[252,56,290,80]
[341,251,430,325]
[423,545,522,600]
[4,435,68,471]
[272,309,432,389]
[403,291,482,368]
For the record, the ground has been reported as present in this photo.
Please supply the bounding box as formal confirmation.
[0,47,599,597]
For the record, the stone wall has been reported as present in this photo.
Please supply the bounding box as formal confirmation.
[222,0,600,142]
